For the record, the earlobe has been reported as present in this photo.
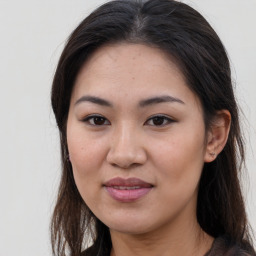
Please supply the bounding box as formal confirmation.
[204,110,231,163]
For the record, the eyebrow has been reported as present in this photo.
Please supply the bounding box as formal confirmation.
[75,95,113,107]
[139,95,185,107]
[75,95,185,107]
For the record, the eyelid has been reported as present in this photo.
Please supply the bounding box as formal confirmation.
[81,114,175,127]
[145,114,176,126]
[82,114,111,126]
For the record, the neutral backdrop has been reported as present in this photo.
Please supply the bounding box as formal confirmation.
[0,0,255,255]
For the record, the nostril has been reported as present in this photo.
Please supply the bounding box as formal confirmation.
[107,150,145,169]
[111,162,141,169]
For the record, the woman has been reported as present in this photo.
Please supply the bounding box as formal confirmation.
[50,0,255,255]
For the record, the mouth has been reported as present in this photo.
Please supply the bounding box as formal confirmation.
[104,177,153,202]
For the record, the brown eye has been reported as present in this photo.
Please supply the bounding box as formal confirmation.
[92,116,106,125]
[152,117,165,126]
[83,115,110,126]
[146,115,174,126]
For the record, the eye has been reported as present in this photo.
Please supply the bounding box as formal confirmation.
[145,115,175,126]
[83,115,110,126]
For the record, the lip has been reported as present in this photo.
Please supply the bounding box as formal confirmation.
[104,177,153,202]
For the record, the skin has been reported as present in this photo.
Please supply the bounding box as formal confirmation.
[67,43,230,256]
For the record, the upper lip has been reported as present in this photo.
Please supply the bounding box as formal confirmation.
[104,177,153,188]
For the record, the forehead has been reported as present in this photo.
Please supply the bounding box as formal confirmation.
[76,42,184,84]
[71,43,200,109]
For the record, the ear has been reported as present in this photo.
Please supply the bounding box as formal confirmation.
[204,110,231,163]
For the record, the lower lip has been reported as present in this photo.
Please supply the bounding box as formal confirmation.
[105,187,152,202]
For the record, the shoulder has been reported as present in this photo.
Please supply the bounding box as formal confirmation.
[207,235,256,256]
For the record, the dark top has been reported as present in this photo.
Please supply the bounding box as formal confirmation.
[83,235,256,256]
[205,236,256,256]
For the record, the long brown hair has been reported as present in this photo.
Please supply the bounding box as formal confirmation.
[50,0,255,255]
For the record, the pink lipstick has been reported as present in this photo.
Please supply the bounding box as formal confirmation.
[104,177,153,202]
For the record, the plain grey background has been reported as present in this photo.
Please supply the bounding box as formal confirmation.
[0,0,255,255]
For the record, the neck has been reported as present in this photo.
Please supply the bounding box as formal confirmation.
[110,215,213,256]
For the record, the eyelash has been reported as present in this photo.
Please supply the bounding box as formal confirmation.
[146,115,175,126]
[83,115,110,126]
[82,114,175,127]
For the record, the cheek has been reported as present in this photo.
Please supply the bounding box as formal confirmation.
[149,135,205,218]
[67,121,105,169]
[69,139,98,172]
[66,124,107,193]
[151,126,206,190]
[67,134,106,208]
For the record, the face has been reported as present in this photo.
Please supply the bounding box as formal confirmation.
[67,43,209,235]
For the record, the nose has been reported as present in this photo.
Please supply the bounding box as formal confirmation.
[106,124,147,169]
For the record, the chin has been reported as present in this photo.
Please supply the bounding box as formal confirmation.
[101,215,158,235]
[109,224,152,235]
